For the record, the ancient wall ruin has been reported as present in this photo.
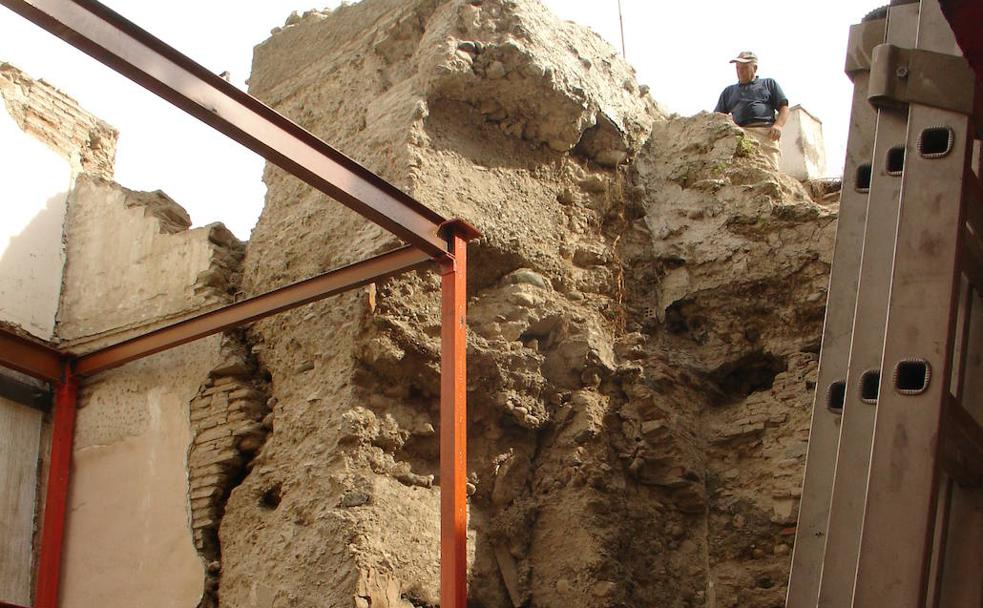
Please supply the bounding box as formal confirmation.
[56,176,251,608]
[1,1,842,607]
[217,1,836,607]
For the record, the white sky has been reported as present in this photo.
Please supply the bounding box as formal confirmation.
[0,0,885,240]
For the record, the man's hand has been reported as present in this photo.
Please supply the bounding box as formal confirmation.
[768,125,783,141]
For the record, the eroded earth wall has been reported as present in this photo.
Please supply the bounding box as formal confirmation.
[210,1,838,607]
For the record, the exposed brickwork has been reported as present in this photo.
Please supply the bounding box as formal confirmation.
[0,62,117,178]
[187,336,270,607]
[189,378,269,550]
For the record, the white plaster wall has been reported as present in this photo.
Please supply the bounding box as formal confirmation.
[61,340,219,608]
[0,107,71,340]
[780,106,828,180]
[57,176,229,344]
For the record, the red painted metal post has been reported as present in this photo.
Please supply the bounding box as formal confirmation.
[439,231,468,608]
[437,220,479,606]
[34,363,78,608]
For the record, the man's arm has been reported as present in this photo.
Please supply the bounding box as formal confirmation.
[768,79,790,141]
[769,104,790,140]
[714,88,730,115]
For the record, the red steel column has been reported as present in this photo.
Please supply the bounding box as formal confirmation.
[437,220,479,607]
[34,363,78,608]
[439,232,468,608]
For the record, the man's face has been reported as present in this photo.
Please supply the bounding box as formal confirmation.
[735,61,757,84]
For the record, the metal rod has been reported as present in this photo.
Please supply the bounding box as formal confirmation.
[34,364,78,608]
[0,329,64,382]
[439,231,470,608]
[0,0,449,258]
[76,246,433,376]
[617,0,626,59]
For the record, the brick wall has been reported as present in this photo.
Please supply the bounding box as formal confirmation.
[186,343,270,607]
[0,62,117,179]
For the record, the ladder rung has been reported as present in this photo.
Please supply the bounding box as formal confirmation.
[941,395,983,486]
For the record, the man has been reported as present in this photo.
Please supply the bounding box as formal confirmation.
[714,51,789,171]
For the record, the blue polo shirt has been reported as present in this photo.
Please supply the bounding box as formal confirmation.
[714,77,788,127]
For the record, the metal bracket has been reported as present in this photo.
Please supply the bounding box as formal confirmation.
[846,18,888,77]
[869,44,977,113]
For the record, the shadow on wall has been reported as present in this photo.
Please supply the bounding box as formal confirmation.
[0,190,69,339]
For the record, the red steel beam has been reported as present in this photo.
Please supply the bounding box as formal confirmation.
[439,221,480,608]
[34,364,78,608]
[0,0,449,258]
[76,246,433,376]
[0,327,64,382]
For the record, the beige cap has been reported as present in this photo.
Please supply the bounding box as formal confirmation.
[729,51,758,64]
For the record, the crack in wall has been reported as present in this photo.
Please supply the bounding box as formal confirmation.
[187,332,272,608]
